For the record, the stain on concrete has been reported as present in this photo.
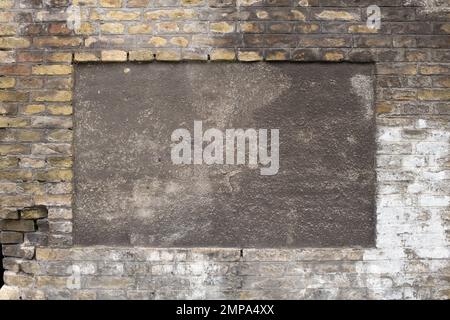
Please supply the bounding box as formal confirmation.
[73,62,376,247]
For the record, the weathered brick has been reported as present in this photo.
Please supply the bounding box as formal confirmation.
[210,48,236,61]
[210,21,235,33]
[128,24,153,34]
[22,104,45,115]
[101,50,127,61]
[156,22,179,33]
[0,50,15,63]
[0,208,19,219]
[1,219,35,232]
[75,23,95,35]
[418,89,450,101]
[0,144,30,155]
[377,63,417,75]
[0,37,30,49]
[314,9,360,21]
[47,105,73,116]
[170,36,189,47]
[32,65,73,75]
[155,49,181,61]
[74,52,100,62]
[35,169,73,182]
[145,9,197,20]
[129,50,154,61]
[127,0,150,7]
[32,90,72,102]
[148,36,168,47]
[20,206,48,220]
[0,104,17,115]
[0,77,15,88]
[238,50,263,61]
[99,0,122,7]
[0,231,24,244]
[100,23,125,34]
[181,48,208,60]
[3,271,34,286]
[0,91,28,102]
[33,36,82,47]
[0,65,30,76]
[47,52,73,63]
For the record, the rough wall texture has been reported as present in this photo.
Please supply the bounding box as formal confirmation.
[73,62,377,248]
[0,0,449,300]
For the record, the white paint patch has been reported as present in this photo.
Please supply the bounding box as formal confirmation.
[350,74,374,120]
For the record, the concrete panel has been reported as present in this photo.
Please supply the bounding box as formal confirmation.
[73,62,376,247]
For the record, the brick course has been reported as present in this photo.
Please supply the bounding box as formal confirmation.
[0,0,449,299]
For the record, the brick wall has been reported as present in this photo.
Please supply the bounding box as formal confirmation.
[0,0,449,299]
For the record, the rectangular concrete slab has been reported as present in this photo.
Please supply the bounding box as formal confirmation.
[73,62,376,248]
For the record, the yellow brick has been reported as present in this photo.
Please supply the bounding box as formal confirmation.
[296,24,320,33]
[377,64,417,75]
[439,24,450,33]
[0,170,32,181]
[170,37,189,47]
[159,22,180,33]
[47,157,73,168]
[47,53,73,63]
[47,105,73,116]
[181,0,203,5]
[48,129,73,142]
[291,10,306,21]
[0,24,16,36]
[0,157,18,169]
[348,25,378,33]
[145,9,196,20]
[101,23,125,34]
[155,50,181,61]
[36,169,73,182]
[75,22,95,35]
[73,0,96,4]
[33,91,72,102]
[0,77,15,88]
[374,103,396,116]
[148,36,167,47]
[74,52,99,62]
[0,0,14,9]
[256,10,269,19]
[324,51,344,61]
[265,51,289,61]
[0,117,29,128]
[128,24,153,34]
[210,22,235,33]
[32,65,73,75]
[210,49,235,61]
[238,51,263,62]
[129,50,154,61]
[0,37,30,49]
[35,194,72,206]
[101,50,127,61]
[316,10,359,21]
[419,65,450,75]
[23,104,45,115]
[418,89,450,101]
[99,0,122,7]
[17,130,43,142]
[0,144,29,155]
[104,11,140,21]
[240,22,262,33]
